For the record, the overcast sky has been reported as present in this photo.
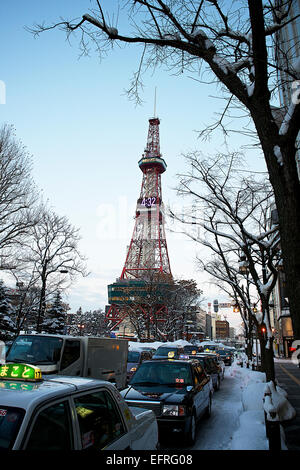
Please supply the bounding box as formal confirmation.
[0,1,269,331]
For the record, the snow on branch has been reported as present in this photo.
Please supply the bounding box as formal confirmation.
[279,98,298,136]
[257,277,275,299]
[202,223,243,248]
[82,14,118,36]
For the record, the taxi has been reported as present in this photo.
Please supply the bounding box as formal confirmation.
[121,353,212,446]
[0,363,158,450]
[189,353,224,391]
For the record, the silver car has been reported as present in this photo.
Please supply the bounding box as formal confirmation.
[0,363,158,450]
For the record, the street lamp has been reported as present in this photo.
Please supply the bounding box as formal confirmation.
[239,255,249,274]
[77,323,85,336]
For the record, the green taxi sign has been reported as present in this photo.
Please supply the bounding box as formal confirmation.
[0,363,42,382]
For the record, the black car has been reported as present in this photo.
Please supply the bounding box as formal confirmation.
[190,354,222,391]
[152,345,185,360]
[127,349,153,382]
[199,352,225,380]
[183,345,201,355]
[216,349,234,366]
[121,359,212,445]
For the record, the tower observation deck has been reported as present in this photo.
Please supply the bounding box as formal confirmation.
[106,117,173,338]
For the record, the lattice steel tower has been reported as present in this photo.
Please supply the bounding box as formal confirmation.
[106,116,172,334]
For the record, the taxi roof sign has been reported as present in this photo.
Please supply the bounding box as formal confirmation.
[0,363,42,382]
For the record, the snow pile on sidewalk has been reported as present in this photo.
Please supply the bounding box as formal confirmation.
[229,360,269,450]
[264,381,296,422]
[229,360,295,450]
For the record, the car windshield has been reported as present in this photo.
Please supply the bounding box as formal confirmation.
[6,335,63,365]
[129,362,193,386]
[128,351,141,362]
[217,349,232,355]
[183,346,198,353]
[154,347,179,357]
[0,406,25,449]
[203,345,217,351]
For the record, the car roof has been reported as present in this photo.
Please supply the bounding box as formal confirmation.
[0,376,115,410]
[190,354,217,360]
[142,359,198,365]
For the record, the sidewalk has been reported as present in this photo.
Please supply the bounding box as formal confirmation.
[275,358,300,451]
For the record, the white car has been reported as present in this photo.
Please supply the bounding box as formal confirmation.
[0,363,158,450]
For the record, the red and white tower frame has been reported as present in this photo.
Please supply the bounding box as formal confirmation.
[121,117,171,280]
[106,117,172,331]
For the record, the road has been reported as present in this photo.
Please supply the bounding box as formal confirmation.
[161,367,244,450]
[160,359,300,451]
[275,358,300,451]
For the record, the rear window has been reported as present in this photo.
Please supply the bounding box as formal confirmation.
[154,347,180,357]
[130,361,193,386]
[128,351,141,362]
[183,345,199,354]
[217,350,232,355]
[0,406,25,449]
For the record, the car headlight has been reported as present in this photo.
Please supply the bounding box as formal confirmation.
[162,405,185,416]
[130,367,137,372]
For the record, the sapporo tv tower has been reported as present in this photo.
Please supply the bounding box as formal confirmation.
[106,112,172,336]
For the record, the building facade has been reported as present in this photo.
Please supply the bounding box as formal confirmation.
[272,1,300,356]
[215,320,230,340]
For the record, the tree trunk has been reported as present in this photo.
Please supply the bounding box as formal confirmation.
[37,276,47,333]
[264,337,276,382]
[246,335,253,362]
[259,335,266,373]
[268,154,300,342]
[251,108,300,343]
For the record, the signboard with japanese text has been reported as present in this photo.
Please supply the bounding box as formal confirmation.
[0,363,42,382]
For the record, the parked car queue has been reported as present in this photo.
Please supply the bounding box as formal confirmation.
[0,342,234,450]
[122,344,232,445]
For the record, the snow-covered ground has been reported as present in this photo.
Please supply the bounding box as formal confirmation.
[129,340,295,450]
[162,360,293,450]
[194,360,296,450]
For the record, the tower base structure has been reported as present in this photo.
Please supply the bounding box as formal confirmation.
[106,279,172,339]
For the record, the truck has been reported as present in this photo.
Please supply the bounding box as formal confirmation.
[5,333,128,390]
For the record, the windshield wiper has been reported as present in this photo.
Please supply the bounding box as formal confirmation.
[130,381,161,386]
[163,383,191,387]
[31,360,54,364]
[7,358,27,363]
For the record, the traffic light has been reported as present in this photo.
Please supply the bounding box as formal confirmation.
[232,305,239,313]
[213,299,219,313]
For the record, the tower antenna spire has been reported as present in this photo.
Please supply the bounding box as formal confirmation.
[154,87,157,118]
